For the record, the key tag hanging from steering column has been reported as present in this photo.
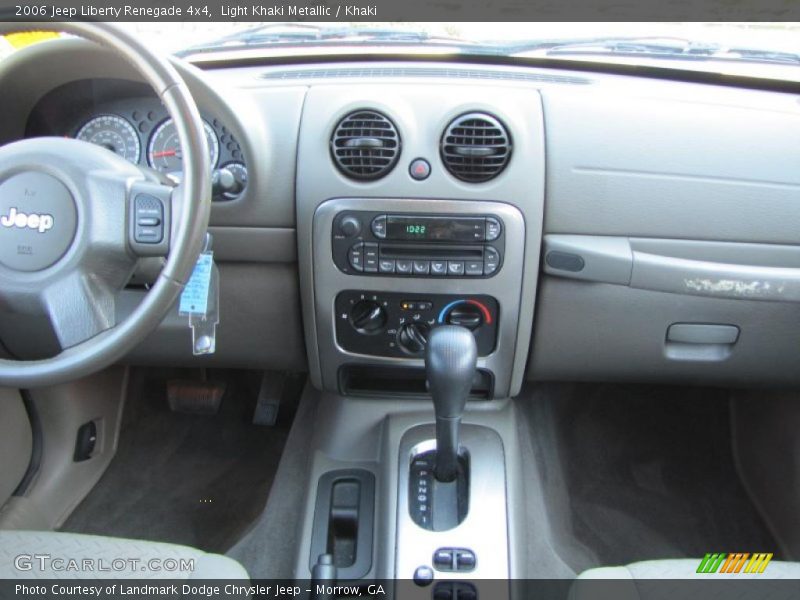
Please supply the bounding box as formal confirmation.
[178,233,220,355]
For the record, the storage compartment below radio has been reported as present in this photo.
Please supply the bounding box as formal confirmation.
[339,365,494,399]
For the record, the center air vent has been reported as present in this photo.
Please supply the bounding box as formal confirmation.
[331,110,401,181]
[441,113,512,183]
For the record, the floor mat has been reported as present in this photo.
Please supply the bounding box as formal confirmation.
[522,383,780,570]
[61,368,303,553]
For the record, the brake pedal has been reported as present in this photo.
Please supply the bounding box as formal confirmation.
[167,379,226,415]
[252,371,286,426]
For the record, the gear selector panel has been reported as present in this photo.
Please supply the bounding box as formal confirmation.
[335,290,498,358]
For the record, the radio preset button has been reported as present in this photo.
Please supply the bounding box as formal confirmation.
[396,259,413,274]
[447,261,465,276]
[348,243,364,272]
[371,215,387,239]
[465,261,484,276]
[430,260,447,276]
[379,259,395,273]
[413,260,431,275]
[485,217,502,241]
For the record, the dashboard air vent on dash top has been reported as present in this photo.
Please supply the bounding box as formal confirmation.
[441,112,512,183]
[331,110,401,180]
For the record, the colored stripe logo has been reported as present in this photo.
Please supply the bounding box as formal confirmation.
[697,553,773,574]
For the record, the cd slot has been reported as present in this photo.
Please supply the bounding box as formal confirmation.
[380,244,484,260]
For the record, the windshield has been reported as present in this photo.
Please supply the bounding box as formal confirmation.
[9,22,800,82]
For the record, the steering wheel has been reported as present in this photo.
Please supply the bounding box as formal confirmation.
[0,22,211,388]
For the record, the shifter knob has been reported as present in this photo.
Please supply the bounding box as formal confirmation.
[426,325,478,482]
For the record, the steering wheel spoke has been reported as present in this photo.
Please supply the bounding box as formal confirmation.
[41,270,119,349]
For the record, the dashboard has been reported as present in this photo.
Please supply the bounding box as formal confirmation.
[1,37,800,393]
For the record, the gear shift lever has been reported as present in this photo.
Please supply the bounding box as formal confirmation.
[425,325,478,482]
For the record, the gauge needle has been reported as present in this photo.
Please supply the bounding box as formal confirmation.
[152,149,177,158]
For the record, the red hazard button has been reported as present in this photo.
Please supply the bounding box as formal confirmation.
[409,158,431,181]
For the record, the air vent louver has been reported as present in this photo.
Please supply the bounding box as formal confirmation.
[441,113,512,183]
[331,110,400,180]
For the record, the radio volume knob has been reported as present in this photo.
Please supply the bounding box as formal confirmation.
[350,300,387,334]
[339,216,362,238]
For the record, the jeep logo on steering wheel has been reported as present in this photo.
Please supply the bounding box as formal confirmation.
[0,207,54,233]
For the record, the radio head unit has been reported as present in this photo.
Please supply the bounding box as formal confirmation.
[332,211,505,278]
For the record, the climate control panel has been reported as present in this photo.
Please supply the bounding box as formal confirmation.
[335,290,498,358]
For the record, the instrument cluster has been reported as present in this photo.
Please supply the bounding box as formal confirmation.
[72,97,247,201]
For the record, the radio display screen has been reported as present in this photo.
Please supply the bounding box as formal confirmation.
[386,216,485,242]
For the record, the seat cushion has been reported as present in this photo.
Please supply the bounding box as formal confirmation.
[0,531,248,579]
[572,559,800,600]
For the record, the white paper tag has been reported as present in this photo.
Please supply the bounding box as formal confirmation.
[179,252,213,316]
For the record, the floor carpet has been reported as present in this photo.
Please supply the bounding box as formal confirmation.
[520,383,780,571]
[61,368,303,553]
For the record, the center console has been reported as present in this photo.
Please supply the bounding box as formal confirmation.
[292,82,545,590]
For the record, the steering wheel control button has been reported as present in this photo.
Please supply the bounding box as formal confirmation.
[133,194,164,244]
[0,172,77,272]
[371,214,387,239]
[348,243,364,272]
[485,217,502,241]
[409,158,431,180]
[413,565,434,587]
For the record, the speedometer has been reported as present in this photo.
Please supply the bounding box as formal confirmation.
[76,115,141,163]
[147,119,219,174]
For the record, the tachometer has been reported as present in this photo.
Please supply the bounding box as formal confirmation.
[147,119,219,174]
[75,114,141,163]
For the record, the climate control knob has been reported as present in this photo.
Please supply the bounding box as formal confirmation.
[445,303,483,330]
[349,300,387,334]
[397,323,430,355]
